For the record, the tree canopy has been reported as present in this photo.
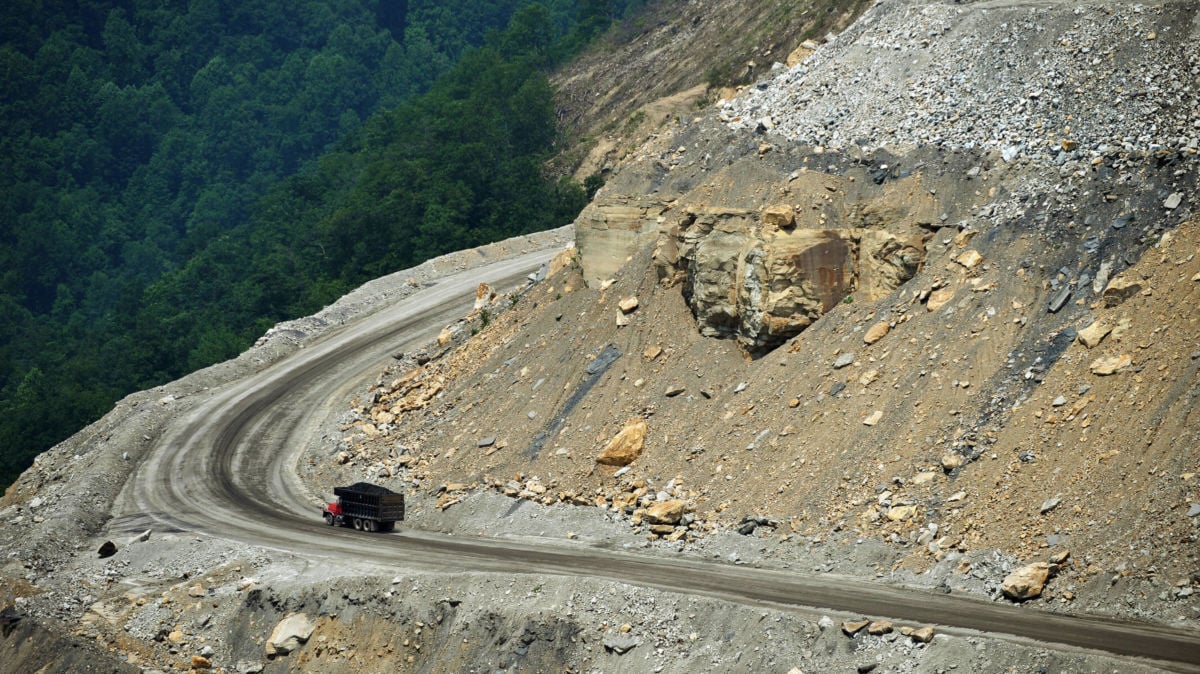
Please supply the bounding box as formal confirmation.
[0,0,647,488]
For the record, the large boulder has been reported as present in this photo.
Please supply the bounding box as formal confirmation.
[644,500,687,525]
[1001,562,1052,601]
[265,613,316,656]
[653,205,924,354]
[596,418,648,466]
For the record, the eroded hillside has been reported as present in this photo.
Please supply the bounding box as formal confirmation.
[314,0,1200,628]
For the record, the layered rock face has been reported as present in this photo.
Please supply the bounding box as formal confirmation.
[575,196,667,286]
[655,204,923,353]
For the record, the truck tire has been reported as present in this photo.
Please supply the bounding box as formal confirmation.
[353,518,363,530]
[365,519,377,533]
[324,513,335,526]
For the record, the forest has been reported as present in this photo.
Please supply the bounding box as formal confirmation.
[0,0,642,487]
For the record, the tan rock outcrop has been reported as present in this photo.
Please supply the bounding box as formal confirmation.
[577,196,668,286]
[654,204,924,354]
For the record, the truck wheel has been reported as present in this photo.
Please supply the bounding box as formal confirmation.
[324,513,335,526]
[353,518,363,530]
[366,519,377,533]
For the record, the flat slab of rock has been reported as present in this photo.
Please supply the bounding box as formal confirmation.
[863,321,890,344]
[1090,354,1132,375]
[1077,321,1112,348]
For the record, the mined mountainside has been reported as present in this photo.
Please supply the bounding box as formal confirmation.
[3,1,1200,673]
[316,0,1200,629]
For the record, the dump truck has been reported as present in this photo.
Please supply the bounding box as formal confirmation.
[322,482,404,532]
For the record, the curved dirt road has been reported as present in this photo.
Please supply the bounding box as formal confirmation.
[129,248,1200,672]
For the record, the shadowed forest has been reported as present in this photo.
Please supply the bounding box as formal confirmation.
[0,0,642,487]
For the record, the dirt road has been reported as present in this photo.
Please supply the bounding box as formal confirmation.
[125,247,1200,672]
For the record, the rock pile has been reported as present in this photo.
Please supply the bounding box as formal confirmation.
[723,0,1200,163]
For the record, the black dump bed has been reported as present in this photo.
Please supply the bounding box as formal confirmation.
[334,482,405,521]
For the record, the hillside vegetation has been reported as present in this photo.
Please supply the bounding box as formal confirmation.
[0,0,646,487]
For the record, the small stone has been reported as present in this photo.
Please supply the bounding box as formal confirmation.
[955,250,983,269]
[603,635,639,654]
[842,619,870,636]
[476,436,496,448]
[1049,550,1071,565]
[1090,354,1132,376]
[191,655,212,669]
[862,410,883,426]
[1040,496,1063,514]
[941,454,964,472]
[1077,321,1112,348]
[886,505,918,521]
[818,616,835,631]
[857,663,878,673]
[1187,503,1200,517]
[867,620,893,635]
[665,385,685,397]
[618,297,640,313]
[1052,395,1067,407]
[1164,193,1183,210]
[927,287,955,312]
[909,626,935,643]
[1102,276,1143,307]
[97,541,117,558]
[1047,287,1071,313]
[863,321,890,344]
[643,345,662,360]
[833,353,855,369]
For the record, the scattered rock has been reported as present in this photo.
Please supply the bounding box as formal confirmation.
[618,296,640,313]
[1077,321,1112,348]
[1040,496,1063,514]
[908,626,935,643]
[867,620,893,635]
[886,505,918,522]
[927,287,954,312]
[862,410,882,426]
[644,500,687,525]
[941,454,964,472]
[1102,276,1143,307]
[1090,354,1132,376]
[476,436,496,448]
[474,282,495,310]
[1002,562,1053,601]
[665,385,686,397]
[1187,503,1200,518]
[833,352,855,369]
[955,250,983,269]
[842,619,870,636]
[191,655,212,669]
[603,634,639,654]
[762,204,796,230]
[1047,287,1071,313]
[1163,193,1183,210]
[596,418,648,466]
[97,541,117,558]
[863,321,890,344]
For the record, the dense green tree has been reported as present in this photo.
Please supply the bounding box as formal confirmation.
[0,0,649,489]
